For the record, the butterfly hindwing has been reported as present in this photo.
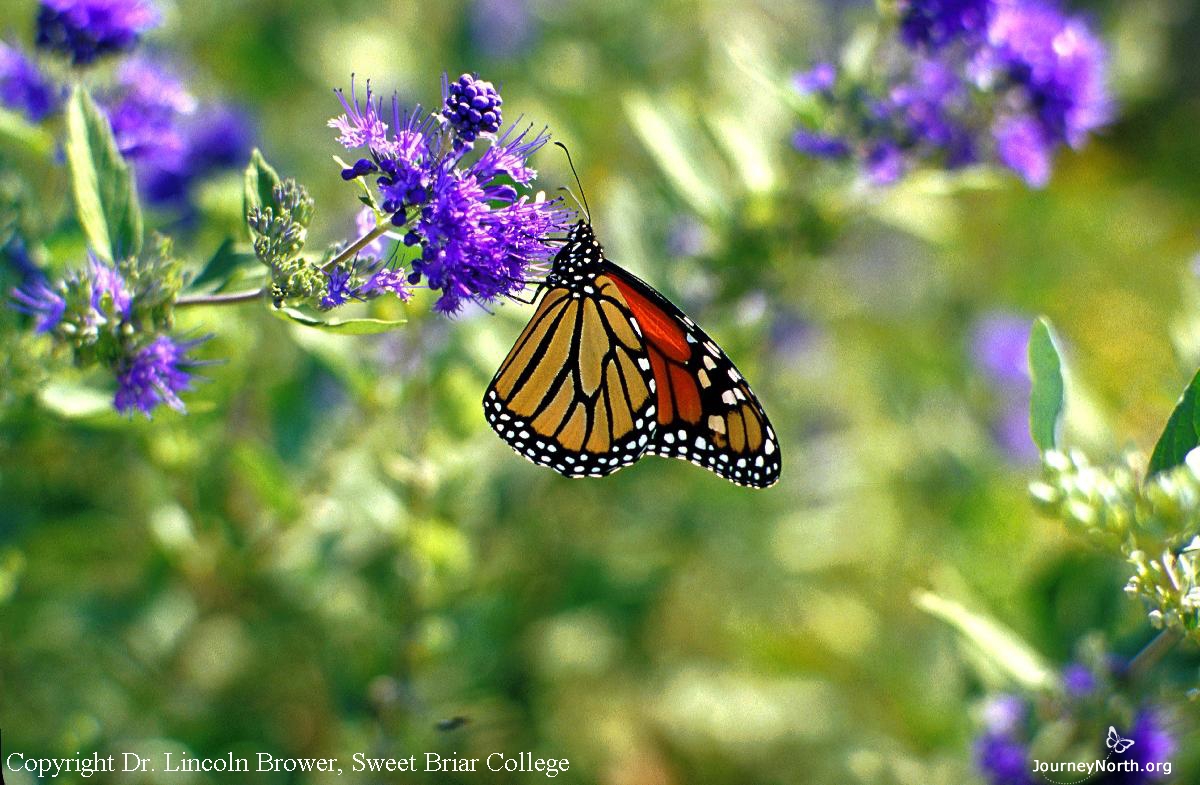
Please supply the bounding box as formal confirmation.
[484,275,658,477]
[604,265,781,488]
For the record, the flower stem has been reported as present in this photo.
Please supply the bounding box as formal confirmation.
[1126,628,1184,683]
[175,221,394,309]
[175,288,264,308]
[322,221,392,272]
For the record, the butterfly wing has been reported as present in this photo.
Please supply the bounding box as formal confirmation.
[603,263,781,488]
[484,280,658,477]
[1114,738,1134,754]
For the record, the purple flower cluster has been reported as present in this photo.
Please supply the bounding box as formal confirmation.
[100,57,254,208]
[793,0,1110,187]
[113,335,204,417]
[0,42,62,121]
[899,0,990,49]
[331,74,571,314]
[3,0,250,210]
[35,0,159,66]
[971,311,1037,462]
[974,662,1176,785]
[9,252,204,417]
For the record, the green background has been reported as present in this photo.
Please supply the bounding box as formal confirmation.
[2,0,1199,782]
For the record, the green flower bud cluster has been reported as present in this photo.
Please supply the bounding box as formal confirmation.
[44,240,182,370]
[1032,449,1200,642]
[246,178,320,304]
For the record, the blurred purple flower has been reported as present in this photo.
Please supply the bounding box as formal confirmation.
[0,42,62,121]
[470,0,536,60]
[792,129,850,159]
[793,0,1109,187]
[102,55,195,165]
[986,0,1111,150]
[35,0,160,66]
[982,694,1027,735]
[356,207,387,257]
[899,0,991,49]
[666,215,713,258]
[11,276,66,333]
[972,312,1031,388]
[793,62,836,95]
[993,114,1052,186]
[1099,709,1176,785]
[975,732,1034,785]
[993,399,1038,462]
[1062,663,1096,697]
[865,142,906,184]
[114,334,204,417]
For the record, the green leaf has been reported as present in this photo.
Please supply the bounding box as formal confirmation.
[243,148,281,215]
[1148,368,1200,476]
[272,306,406,335]
[1028,317,1065,452]
[914,591,1056,690]
[188,239,258,292]
[64,86,143,263]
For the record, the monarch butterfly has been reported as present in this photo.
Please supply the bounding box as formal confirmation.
[483,200,781,488]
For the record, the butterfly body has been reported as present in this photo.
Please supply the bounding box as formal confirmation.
[484,221,780,488]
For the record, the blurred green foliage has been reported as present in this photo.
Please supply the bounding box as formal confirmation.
[2,0,1200,783]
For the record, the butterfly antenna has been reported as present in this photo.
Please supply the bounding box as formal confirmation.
[554,141,590,222]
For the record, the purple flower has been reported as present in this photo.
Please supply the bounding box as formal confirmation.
[11,276,66,333]
[793,62,836,95]
[986,0,1111,148]
[792,130,850,159]
[975,732,1034,785]
[35,0,160,66]
[363,268,411,301]
[0,42,62,121]
[329,76,389,151]
[971,311,1032,388]
[981,695,1027,735]
[321,267,356,309]
[442,73,502,143]
[183,104,255,173]
[356,207,387,258]
[113,335,204,417]
[866,142,906,184]
[899,0,991,49]
[102,56,195,166]
[793,0,1110,187]
[1061,663,1096,697]
[1099,709,1176,785]
[994,114,1052,186]
[87,255,132,319]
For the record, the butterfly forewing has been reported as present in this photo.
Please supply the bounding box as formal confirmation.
[484,274,658,477]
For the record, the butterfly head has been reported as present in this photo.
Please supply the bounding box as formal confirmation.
[549,221,605,285]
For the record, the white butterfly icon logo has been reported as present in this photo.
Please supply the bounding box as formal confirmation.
[1107,726,1135,754]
